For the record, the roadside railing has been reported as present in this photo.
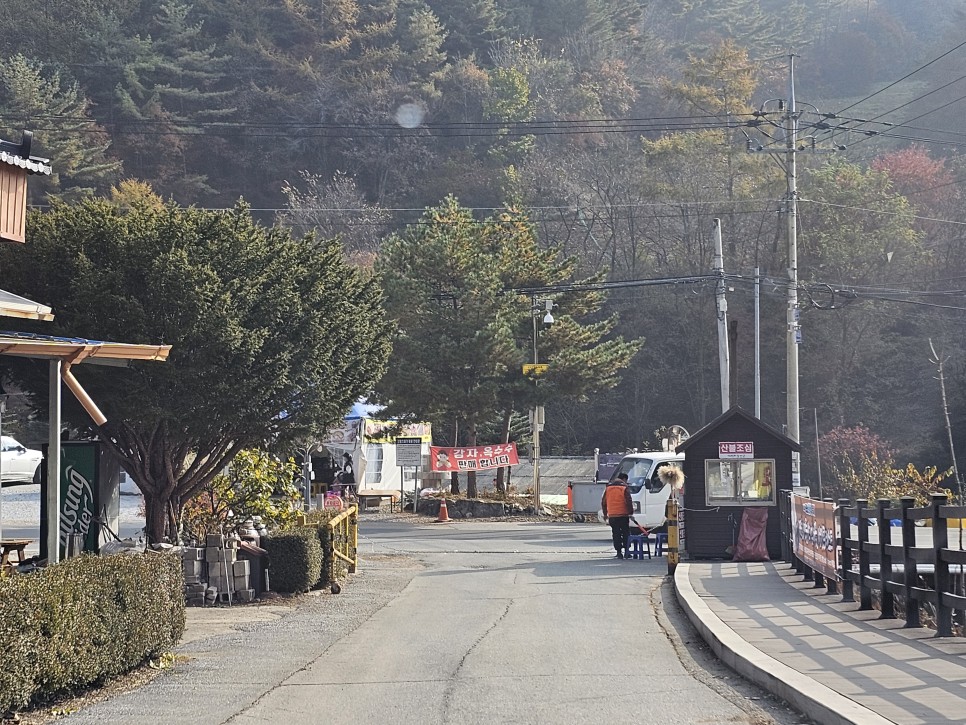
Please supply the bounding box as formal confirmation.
[325,505,358,579]
[782,492,966,637]
[837,494,966,636]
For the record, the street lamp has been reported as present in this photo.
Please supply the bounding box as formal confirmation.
[530,298,554,513]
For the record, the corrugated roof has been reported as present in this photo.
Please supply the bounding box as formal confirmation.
[0,330,170,362]
[0,289,53,321]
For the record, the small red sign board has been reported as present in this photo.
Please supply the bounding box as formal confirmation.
[718,441,754,459]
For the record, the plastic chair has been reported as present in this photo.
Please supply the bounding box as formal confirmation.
[652,532,667,556]
[626,533,650,560]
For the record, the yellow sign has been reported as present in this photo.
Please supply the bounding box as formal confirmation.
[522,363,549,376]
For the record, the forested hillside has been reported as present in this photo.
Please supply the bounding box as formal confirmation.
[2,0,966,487]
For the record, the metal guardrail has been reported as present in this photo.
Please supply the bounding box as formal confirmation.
[325,504,358,577]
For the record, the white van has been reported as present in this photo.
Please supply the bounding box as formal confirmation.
[597,451,684,530]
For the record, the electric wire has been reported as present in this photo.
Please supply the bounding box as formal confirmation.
[798,199,966,226]
[834,39,966,115]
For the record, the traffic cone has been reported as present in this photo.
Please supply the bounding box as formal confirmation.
[437,498,450,522]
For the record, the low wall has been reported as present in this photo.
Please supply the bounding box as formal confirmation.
[417,498,513,519]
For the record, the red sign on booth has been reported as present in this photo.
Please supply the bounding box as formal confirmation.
[718,441,754,459]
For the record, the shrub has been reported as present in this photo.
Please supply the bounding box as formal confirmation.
[181,449,301,544]
[0,552,185,714]
[262,529,323,593]
[302,509,354,585]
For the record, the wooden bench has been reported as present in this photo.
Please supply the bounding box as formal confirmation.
[1,539,32,568]
[356,490,401,512]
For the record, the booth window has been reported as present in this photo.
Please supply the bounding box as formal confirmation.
[366,444,384,484]
[705,459,776,505]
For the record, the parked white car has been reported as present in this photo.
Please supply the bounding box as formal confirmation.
[597,451,684,530]
[1,436,43,485]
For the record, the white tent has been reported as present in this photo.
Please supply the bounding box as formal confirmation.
[322,417,432,493]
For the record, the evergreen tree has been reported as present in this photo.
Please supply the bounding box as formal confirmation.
[376,197,640,497]
[106,0,237,201]
[0,54,121,202]
[0,188,391,542]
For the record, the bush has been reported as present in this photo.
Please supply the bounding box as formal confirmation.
[0,552,185,714]
[262,529,323,593]
[302,509,354,585]
[181,449,302,543]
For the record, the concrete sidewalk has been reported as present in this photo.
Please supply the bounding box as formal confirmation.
[676,561,966,725]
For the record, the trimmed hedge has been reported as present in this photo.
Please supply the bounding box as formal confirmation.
[262,528,323,593]
[0,552,185,714]
[302,509,353,586]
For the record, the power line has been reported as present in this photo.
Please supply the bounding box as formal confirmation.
[834,39,966,115]
[798,198,966,226]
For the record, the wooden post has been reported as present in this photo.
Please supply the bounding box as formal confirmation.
[933,493,952,637]
[824,498,838,595]
[857,499,872,611]
[839,498,853,602]
[900,496,920,628]
[877,498,895,619]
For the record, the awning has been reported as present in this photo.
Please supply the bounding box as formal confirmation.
[0,331,170,362]
[0,289,54,322]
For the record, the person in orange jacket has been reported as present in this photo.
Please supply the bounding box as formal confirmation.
[601,473,634,558]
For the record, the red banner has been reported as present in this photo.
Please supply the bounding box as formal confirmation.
[430,444,520,472]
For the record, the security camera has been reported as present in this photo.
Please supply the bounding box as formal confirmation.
[543,311,555,327]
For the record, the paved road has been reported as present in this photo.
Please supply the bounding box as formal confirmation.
[64,517,809,724]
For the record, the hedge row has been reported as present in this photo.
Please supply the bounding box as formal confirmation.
[262,511,356,593]
[0,552,185,714]
[262,529,323,593]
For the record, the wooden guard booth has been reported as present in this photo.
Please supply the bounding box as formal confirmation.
[676,407,800,560]
[0,131,51,244]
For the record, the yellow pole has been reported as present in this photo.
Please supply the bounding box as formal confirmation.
[350,505,358,574]
[666,497,679,575]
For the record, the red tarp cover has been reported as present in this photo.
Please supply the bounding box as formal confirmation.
[732,507,770,562]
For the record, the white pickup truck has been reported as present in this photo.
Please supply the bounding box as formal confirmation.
[597,451,684,530]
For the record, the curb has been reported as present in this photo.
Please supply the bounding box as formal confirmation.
[674,563,894,725]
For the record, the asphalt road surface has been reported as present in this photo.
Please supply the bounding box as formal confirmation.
[63,516,810,725]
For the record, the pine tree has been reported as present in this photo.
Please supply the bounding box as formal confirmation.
[0,54,121,202]
[376,197,641,497]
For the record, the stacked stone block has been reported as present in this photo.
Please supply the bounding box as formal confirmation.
[181,533,256,606]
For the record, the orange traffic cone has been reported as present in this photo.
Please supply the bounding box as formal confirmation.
[437,498,450,522]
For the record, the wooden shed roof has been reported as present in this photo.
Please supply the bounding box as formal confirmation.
[676,406,801,453]
[0,133,51,176]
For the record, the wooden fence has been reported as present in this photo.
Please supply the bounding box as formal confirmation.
[781,492,966,637]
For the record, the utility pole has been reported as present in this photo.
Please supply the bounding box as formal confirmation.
[747,55,805,442]
[712,218,730,413]
[754,266,761,419]
[814,408,823,499]
[529,297,553,513]
[531,305,542,514]
[785,54,801,444]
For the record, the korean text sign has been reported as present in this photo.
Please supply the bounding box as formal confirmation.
[430,443,520,472]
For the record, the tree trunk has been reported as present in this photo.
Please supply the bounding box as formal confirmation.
[466,419,478,498]
[143,490,170,544]
[450,416,460,495]
[495,409,511,494]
